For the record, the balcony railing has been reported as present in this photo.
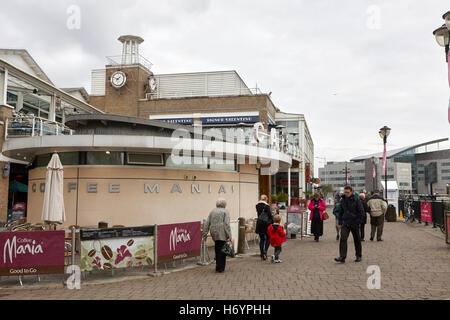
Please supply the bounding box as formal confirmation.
[106,55,153,71]
[5,115,73,139]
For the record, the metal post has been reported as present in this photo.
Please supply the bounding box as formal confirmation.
[148,224,162,277]
[71,226,76,267]
[154,224,158,273]
[238,217,245,254]
[4,117,8,140]
[288,166,291,207]
[384,136,388,201]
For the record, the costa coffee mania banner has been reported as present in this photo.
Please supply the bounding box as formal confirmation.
[420,201,432,223]
[0,230,65,276]
[158,222,201,263]
[80,226,155,272]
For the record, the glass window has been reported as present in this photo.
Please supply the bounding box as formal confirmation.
[58,152,79,165]
[209,159,236,171]
[165,155,208,170]
[86,152,124,165]
[35,154,52,167]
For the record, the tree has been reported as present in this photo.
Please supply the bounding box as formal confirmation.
[321,184,334,195]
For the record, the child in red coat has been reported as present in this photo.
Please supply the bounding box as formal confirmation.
[267,214,287,263]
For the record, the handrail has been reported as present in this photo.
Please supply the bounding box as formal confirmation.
[5,115,72,139]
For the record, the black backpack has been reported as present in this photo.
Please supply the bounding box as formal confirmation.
[258,207,271,225]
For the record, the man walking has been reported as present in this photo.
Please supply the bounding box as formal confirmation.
[367,190,388,241]
[334,186,365,263]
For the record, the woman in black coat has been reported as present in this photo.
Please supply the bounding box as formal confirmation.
[359,193,370,241]
[255,195,274,260]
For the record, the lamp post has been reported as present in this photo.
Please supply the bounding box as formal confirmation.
[432,11,450,123]
[342,162,351,187]
[379,126,391,200]
[370,156,377,192]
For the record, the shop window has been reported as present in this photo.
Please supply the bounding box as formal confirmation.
[127,153,164,165]
[165,155,208,170]
[209,159,237,171]
[86,151,124,165]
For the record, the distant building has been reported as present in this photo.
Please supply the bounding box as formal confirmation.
[318,161,366,192]
[347,138,449,195]
[415,149,450,195]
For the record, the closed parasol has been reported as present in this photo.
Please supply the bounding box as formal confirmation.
[41,152,66,224]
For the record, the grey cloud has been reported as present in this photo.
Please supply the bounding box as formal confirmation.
[0,0,449,174]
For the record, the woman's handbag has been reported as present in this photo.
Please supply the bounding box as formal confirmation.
[322,212,329,220]
[221,241,235,258]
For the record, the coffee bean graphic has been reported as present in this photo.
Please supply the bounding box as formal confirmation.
[101,245,113,260]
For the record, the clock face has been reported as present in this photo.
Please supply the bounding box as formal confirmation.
[149,77,157,92]
[111,71,126,89]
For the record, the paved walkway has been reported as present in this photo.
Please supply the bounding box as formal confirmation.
[1,210,449,300]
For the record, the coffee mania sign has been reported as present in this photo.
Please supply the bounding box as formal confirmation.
[31,182,236,195]
[158,222,201,263]
[0,231,65,276]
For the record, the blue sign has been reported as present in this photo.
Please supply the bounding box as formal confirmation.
[157,118,193,125]
[155,115,265,125]
[201,116,259,125]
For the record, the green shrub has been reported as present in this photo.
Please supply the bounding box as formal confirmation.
[276,192,289,203]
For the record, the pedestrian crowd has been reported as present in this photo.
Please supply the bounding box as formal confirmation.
[202,186,388,272]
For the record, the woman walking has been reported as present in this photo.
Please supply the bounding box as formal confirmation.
[359,193,370,241]
[308,192,327,242]
[255,195,274,260]
[203,198,232,273]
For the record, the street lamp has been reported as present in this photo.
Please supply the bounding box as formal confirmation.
[433,24,450,62]
[379,126,391,200]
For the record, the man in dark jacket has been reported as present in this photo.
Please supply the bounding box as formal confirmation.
[335,186,364,263]
[255,195,274,260]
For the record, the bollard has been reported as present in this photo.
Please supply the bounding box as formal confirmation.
[238,217,245,254]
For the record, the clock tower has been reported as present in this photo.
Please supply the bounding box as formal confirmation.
[89,35,154,117]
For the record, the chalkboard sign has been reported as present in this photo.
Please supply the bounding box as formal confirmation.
[80,226,155,241]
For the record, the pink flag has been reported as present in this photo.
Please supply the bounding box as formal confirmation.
[382,143,387,174]
[372,163,376,178]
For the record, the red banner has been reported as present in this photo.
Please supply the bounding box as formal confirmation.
[420,202,432,223]
[0,230,65,276]
[305,164,310,183]
[158,222,201,263]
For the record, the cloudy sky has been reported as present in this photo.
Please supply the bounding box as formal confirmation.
[1,0,449,173]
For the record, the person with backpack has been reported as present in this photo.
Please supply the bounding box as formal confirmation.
[255,195,274,261]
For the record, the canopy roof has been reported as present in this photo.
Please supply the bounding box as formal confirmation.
[350,138,449,162]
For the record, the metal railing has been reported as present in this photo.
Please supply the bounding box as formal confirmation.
[106,55,153,71]
[5,115,73,139]
[146,87,263,101]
